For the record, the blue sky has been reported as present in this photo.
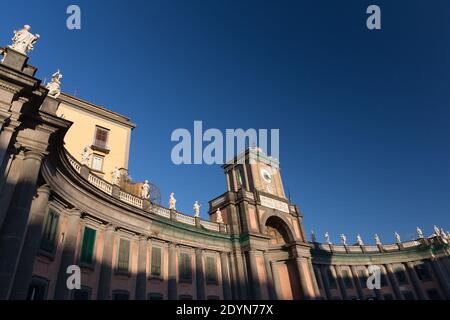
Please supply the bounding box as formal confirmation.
[1,0,449,244]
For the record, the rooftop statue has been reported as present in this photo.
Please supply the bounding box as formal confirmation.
[310,230,317,243]
[374,234,382,245]
[169,192,176,210]
[193,201,201,218]
[216,208,223,224]
[46,70,62,98]
[111,167,120,186]
[416,227,424,239]
[356,234,364,246]
[324,232,331,244]
[141,180,150,199]
[9,25,40,55]
[340,233,347,246]
[394,232,401,244]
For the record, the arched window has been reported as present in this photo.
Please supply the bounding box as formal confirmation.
[265,217,291,245]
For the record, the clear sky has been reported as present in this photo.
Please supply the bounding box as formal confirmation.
[1,0,449,245]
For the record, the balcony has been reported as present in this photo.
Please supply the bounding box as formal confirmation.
[91,139,110,153]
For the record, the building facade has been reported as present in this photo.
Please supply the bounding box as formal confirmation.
[0,31,449,301]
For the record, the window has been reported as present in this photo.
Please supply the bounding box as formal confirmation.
[207,296,220,300]
[205,256,218,284]
[326,269,337,289]
[151,246,162,277]
[113,290,129,300]
[179,295,193,300]
[41,209,59,253]
[80,227,96,265]
[91,154,104,172]
[73,286,91,300]
[341,269,353,289]
[414,263,432,281]
[93,126,109,150]
[148,293,163,300]
[117,239,130,272]
[179,252,192,283]
[26,277,49,300]
[394,266,408,285]
[427,289,441,300]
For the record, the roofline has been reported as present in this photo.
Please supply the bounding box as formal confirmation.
[56,92,136,130]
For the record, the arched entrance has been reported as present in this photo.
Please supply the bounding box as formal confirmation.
[265,216,301,300]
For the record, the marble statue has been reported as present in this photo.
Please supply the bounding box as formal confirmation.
[216,208,223,224]
[193,201,200,218]
[80,146,91,165]
[340,233,347,246]
[356,234,364,246]
[46,70,62,98]
[311,230,317,243]
[9,25,40,55]
[416,227,424,239]
[169,192,176,210]
[394,232,401,244]
[141,180,150,199]
[374,234,382,245]
[434,225,441,236]
[111,167,120,185]
[324,232,331,244]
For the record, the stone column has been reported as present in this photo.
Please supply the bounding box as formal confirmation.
[334,265,348,300]
[270,261,282,299]
[430,259,450,299]
[0,151,22,230]
[307,260,321,298]
[349,266,365,300]
[0,150,44,299]
[195,249,205,300]
[385,264,404,300]
[135,235,148,300]
[167,243,177,300]
[295,257,313,299]
[228,253,239,299]
[405,262,427,300]
[263,253,276,300]
[319,265,332,300]
[220,252,232,300]
[54,210,82,300]
[97,224,115,300]
[10,185,51,300]
[235,253,248,299]
[247,250,262,299]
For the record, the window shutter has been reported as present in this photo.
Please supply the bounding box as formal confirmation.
[80,227,96,264]
[118,239,130,271]
[151,247,161,276]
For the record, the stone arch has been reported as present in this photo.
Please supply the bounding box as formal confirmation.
[262,213,296,245]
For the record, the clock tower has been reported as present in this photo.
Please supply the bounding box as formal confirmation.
[208,147,320,300]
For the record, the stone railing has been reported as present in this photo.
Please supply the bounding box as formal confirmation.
[88,173,113,195]
[310,239,427,254]
[119,191,143,208]
[176,213,196,226]
[64,150,227,234]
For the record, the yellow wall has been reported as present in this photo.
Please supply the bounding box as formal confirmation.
[57,102,132,182]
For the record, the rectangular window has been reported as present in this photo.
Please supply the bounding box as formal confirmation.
[91,154,104,172]
[117,239,130,272]
[26,277,48,300]
[205,256,217,284]
[342,269,354,289]
[41,209,59,253]
[113,291,129,300]
[80,227,96,265]
[326,269,337,289]
[93,126,109,150]
[179,252,192,283]
[148,293,163,300]
[151,246,162,277]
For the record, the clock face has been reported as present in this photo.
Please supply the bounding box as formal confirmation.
[261,168,272,183]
